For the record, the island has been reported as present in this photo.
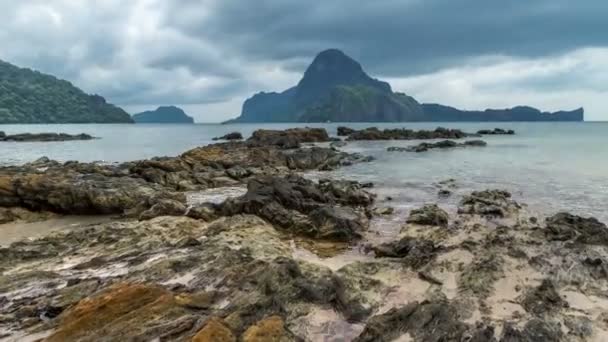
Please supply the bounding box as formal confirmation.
[226,49,584,123]
[132,106,195,123]
[0,60,132,124]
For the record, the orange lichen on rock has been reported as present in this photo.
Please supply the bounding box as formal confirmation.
[242,316,287,342]
[192,317,236,342]
[46,283,183,342]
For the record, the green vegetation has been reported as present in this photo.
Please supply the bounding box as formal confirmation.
[0,60,132,124]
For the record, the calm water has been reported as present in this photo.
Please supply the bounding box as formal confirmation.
[1,122,607,222]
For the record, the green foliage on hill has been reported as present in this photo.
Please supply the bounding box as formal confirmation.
[0,60,133,124]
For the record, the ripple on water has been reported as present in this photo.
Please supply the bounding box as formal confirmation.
[186,186,247,205]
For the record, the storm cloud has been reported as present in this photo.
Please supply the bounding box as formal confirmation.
[1,0,607,121]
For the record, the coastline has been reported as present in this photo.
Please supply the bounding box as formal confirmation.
[1,127,607,341]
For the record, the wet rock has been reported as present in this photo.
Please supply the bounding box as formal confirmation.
[213,132,243,141]
[388,139,487,153]
[477,128,515,135]
[193,317,236,342]
[330,140,347,149]
[0,207,55,224]
[545,212,608,246]
[438,189,452,198]
[347,127,475,141]
[564,316,593,339]
[242,316,290,342]
[406,204,449,227]
[458,189,521,217]
[0,132,96,142]
[337,126,356,136]
[372,207,394,216]
[521,279,567,315]
[139,199,187,221]
[246,128,331,149]
[219,175,374,241]
[372,237,440,269]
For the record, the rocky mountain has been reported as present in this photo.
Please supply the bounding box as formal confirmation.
[132,106,194,123]
[227,49,584,123]
[0,60,133,124]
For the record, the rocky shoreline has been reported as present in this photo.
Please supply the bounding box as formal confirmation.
[0,132,96,142]
[1,127,607,341]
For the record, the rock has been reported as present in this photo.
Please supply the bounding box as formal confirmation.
[187,203,219,221]
[213,132,243,141]
[330,140,347,149]
[139,199,187,221]
[193,317,236,342]
[246,128,331,149]
[406,204,449,227]
[0,132,96,142]
[46,283,194,342]
[438,189,452,198]
[242,316,289,342]
[372,237,440,269]
[0,207,55,224]
[337,126,356,136]
[521,279,567,315]
[501,319,563,341]
[458,189,521,217]
[348,127,474,141]
[477,128,515,135]
[372,207,394,216]
[219,175,374,241]
[387,139,487,153]
[354,300,481,342]
[545,212,608,246]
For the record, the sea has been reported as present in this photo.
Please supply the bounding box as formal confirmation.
[1,122,607,224]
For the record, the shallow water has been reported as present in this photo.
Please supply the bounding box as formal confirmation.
[0,122,607,223]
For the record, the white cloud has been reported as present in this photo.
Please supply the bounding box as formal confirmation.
[0,1,607,122]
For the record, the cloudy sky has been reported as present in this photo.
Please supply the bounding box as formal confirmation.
[1,0,607,122]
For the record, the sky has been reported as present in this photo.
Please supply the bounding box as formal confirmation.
[1,0,607,122]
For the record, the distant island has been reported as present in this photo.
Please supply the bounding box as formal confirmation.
[0,60,133,124]
[226,49,584,123]
[132,106,194,123]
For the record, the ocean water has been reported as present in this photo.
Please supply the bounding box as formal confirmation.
[1,122,607,223]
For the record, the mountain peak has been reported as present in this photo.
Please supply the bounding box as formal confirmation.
[294,49,391,106]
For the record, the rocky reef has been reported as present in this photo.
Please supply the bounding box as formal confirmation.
[212,132,243,141]
[388,139,487,153]
[478,128,515,135]
[344,127,476,141]
[0,132,95,142]
[0,127,607,341]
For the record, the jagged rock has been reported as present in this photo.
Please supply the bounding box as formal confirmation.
[219,175,373,241]
[187,203,219,221]
[372,237,440,269]
[347,127,474,141]
[0,132,96,142]
[372,207,394,216]
[0,207,55,224]
[521,279,567,315]
[458,190,521,217]
[438,189,452,198]
[387,139,487,153]
[138,199,187,221]
[213,132,243,141]
[545,212,608,246]
[246,128,331,149]
[337,126,356,136]
[406,204,449,227]
[477,128,515,135]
